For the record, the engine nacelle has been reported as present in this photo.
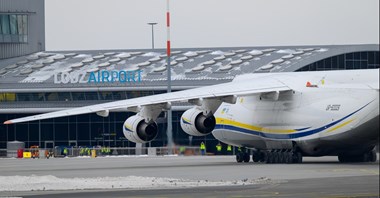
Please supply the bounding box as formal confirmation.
[180,108,216,136]
[123,115,158,143]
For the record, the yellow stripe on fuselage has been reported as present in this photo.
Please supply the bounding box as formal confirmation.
[215,117,297,134]
[326,119,355,133]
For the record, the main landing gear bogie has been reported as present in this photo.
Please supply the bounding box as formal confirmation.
[236,149,303,164]
[236,152,250,163]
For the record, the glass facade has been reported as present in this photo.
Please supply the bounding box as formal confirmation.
[0,91,166,102]
[0,14,28,43]
[0,112,217,151]
[0,89,220,153]
[296,51,379,71]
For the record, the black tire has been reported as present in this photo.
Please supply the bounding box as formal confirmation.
[286,152,293,164]
[292,152,302,163]
[296,152,303,163]
[262,152,269,163]
[252,152,260,162]
[273,152,279,163]
[282,152,289,163]
[243,152,250,163]
[278,152,285,163]
[259,152,266,162]
[267,152,273,164]
[236,153,244,163]
[369,150,377,162]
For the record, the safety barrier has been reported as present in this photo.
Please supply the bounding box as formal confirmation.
[0,146,203,158]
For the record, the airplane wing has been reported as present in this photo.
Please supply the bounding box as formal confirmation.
[4,76,291,124]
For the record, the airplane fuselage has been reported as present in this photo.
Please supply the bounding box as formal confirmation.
[212,70,379,157]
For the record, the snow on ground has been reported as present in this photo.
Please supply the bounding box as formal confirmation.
[0,175,274,192]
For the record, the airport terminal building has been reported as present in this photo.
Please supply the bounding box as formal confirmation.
[0,0,379,151]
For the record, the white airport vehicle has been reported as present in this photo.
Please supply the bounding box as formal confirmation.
[4,69,379,163]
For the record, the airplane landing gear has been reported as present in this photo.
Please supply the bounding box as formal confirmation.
[264,150,299,164]
[236,149,303,164]
[243,153,250,162]
[293,151,303,163]
[252,150,261,162]
[368,150,377,162]
[236,152,244,163]
[236,149,250,163]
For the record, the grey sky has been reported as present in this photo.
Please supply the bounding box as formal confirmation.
[45,0,379,51]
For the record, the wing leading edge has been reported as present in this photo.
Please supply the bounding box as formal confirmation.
[4,76,291,124]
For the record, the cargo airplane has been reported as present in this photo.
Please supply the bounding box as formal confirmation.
[4,69,379,163]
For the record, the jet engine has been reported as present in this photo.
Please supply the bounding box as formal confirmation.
[180,108,216,136]
[123,115,158,143]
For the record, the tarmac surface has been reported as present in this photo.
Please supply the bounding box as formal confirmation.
[0,155,379,197]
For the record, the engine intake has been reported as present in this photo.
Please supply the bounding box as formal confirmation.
[180,108,216,136]
[123,115,158,143]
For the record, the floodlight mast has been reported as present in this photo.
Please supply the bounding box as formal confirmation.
[166,0,173,154]
[147,22,157,49]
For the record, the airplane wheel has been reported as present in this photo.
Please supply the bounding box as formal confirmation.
[236,152,244,163]
[273,152,279,163]
[293,152,302,163]
[369,150,377,162]
[262,152,269,163]
[259,152,266,162]
[252,151,260,162]
[243,152,250,163]
[278,152,285,163]
[266,152,273,164]
[296,152,303,163]
[285,152,293,164]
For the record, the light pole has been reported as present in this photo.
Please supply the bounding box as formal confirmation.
[147,22,157,49]
[166,0,174,154]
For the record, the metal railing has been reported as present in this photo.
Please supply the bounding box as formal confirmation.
[0,146,203,158]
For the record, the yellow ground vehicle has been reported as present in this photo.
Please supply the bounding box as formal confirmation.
[30,146,39,159]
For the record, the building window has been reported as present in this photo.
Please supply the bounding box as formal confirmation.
[0,93,16,102]
[0,91,165,102]
[0,14,28,43]
[296,51,379,72]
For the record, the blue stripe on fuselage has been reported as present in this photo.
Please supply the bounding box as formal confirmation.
[214,100,373,139]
